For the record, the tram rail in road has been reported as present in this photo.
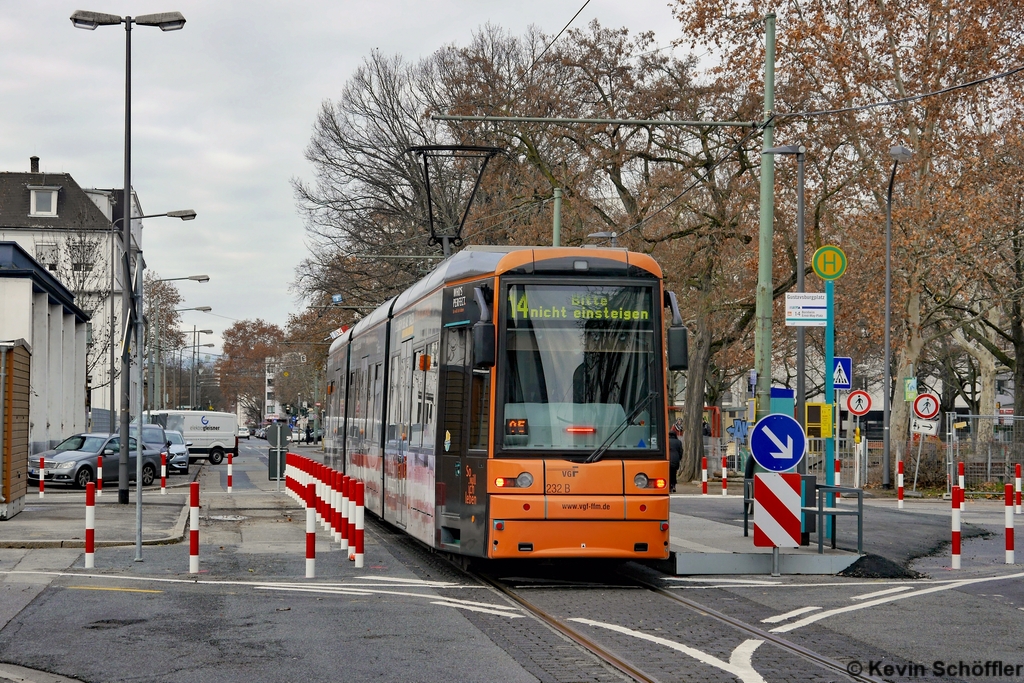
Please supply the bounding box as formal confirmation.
[467,562,885,683]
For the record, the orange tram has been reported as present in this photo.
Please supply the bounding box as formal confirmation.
[323,246,688,559]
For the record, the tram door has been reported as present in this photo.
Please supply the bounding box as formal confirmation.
[392,340,413,528]
[438,328,468,547]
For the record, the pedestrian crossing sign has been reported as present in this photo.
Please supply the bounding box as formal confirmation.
[832,357,852,390]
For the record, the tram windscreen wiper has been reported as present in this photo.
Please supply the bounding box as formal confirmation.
[583,391,658,464]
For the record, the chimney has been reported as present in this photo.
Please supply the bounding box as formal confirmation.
[30,156,39,173]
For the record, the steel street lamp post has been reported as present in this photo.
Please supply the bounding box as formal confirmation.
[883,145,914,489]
[73,9,187,505]
[763,145,806,472]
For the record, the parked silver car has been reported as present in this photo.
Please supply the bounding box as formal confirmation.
[29,433,160,489]
[165,430,190,474]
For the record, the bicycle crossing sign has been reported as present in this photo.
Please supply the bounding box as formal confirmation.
[832,357,852,390]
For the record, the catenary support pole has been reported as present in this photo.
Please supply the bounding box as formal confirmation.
[552,188,562,247]
[753,13,776,424]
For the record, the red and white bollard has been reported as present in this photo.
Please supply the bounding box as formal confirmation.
[333,471,342,543]
[897,461,904,510]
[835,459,841,499]
[1005,483,1015,565]
[160,453,167,495]
[951,486,961,569]
[958,461,965,511]
[85,482,95,569]
[227,452,233,493]
[39,456,44,498]
[348,480,357,562]
[96,455,103,497]
[189,482,200,574]
[701,457,707,495]
[306,482,316,578]
[340,475,349,554]
[354,481,365,568]
[721,456,728,496]
[1015,463,1021,515]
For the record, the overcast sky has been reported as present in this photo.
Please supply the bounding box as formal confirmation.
[0,1,681,354]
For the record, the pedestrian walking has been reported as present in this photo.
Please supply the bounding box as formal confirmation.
[669,428,682,493]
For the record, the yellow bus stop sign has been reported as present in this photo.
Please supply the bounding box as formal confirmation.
[812,245,847,280]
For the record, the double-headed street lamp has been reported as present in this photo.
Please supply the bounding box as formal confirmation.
[74,9,187,505]
[882,145,915,489]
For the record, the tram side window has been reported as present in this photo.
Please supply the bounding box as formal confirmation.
[469,369,490,450]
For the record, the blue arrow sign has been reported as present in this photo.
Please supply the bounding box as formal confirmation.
[832,356,852,390]
[750,414,807,472]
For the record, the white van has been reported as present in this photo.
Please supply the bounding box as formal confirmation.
[146,410,238,464]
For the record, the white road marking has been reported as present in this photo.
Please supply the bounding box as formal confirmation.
[569,618,767,683]
[253,583,522,615]
[760,606,821,623]
[429,601,525,618]
[851,586,913,601]
[770,571,1024,633]
[667,578,781,585]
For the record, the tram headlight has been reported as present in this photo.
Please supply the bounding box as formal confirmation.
[515,472,534,488]
[496,472,535,488]
[633,473,649,489]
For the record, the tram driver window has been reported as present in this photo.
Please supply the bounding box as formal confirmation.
[469,369,490,450]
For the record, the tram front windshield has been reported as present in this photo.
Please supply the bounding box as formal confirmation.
[501,284,660,454]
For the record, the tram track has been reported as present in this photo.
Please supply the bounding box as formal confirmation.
[470,563,886,683]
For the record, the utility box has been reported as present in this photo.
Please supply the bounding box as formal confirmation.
[1,340,31,520]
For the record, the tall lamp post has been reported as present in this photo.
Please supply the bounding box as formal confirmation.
[192,328,214,408]
[883,145,915,489]
[763,145,806,472]
[73,9,187,505]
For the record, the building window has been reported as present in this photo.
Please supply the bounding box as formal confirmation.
[28,186,59,217]
[35,243,58,271]
[72,262,94,272]
[266,392,275,401]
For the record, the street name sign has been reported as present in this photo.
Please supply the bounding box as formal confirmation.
[911,417,939,435]
[785,292,827,327]
[846,390,872,417]
[913,392,940,420]
[832,357,852,390]
[753,473,802,548]
[750,413,807,472]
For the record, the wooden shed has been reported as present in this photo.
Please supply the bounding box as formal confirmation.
[1,339,30,520]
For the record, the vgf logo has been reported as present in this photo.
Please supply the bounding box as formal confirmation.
[201,416,209,426]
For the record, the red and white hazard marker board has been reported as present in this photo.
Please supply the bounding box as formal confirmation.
[753,473,802,548]
[913,392,940,420]
[846,390,872,417]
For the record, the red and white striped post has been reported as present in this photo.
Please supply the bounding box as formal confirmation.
[333,471,342,543]
[38,456,44,498]
[348,480,357,562]
[85,482,95,569]
[835,458,841,499]
[227,452,233,493]
[340,475,349,554]
[189,482,200,574]
[721,456,728,496]
[897,461,904,510]
[305,482,316,578]
[951,486,961,569]
[1015,463,1021,515]
[354,480,365,568]
[1005,483,1015,565]
[701,457,707,495]
[958,461,965,511]
[96,455,103,497]
[160,453,167,495]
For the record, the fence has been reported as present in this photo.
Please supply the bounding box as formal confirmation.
[946,413,1024,497]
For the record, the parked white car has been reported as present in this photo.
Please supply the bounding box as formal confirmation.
[238,426,251,439]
